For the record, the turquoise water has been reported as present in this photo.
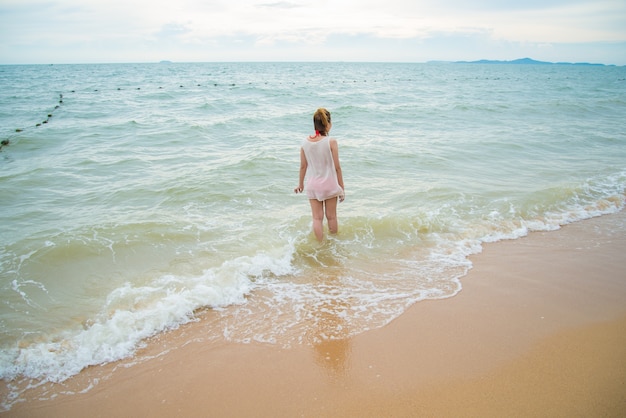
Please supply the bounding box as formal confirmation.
[1,62,625,405]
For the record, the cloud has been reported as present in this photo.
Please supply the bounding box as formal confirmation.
[0,0,624,64]
[257,1,301,9]
[171,0,626,44]
[155,23,193,41]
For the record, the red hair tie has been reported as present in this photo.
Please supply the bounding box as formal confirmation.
[315,130,320,136]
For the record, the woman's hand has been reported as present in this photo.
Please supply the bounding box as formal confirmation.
[294,186,303,194]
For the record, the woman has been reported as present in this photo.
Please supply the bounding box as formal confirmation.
[294,108,345,241]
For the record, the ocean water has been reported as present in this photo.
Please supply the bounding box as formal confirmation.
[1,62,625,407]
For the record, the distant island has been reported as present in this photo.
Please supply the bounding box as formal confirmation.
[450,57,611,66]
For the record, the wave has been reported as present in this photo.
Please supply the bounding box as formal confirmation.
[2,169,624,383]
[0,241,296,384]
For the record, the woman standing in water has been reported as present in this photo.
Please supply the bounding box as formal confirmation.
[294,108,345,241]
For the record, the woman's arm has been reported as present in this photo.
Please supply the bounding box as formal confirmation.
[330,138,344,198]
[294,148,307,193]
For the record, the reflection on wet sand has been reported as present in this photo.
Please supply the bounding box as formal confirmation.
[308,275,352,378]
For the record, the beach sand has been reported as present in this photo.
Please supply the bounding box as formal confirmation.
[5,210,626,417]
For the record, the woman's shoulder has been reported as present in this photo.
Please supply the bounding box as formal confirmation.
[305,135,329,143]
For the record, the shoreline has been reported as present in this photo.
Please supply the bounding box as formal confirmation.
[4,210,626,417]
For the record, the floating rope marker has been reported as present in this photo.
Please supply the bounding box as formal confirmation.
[2,93,65,151]
[3,77,400,153]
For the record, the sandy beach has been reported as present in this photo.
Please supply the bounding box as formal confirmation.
[4,210,626,417]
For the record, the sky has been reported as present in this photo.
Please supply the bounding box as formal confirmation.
[1,0,625,65]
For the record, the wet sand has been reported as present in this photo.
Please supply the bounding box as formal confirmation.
[5,210,626,417]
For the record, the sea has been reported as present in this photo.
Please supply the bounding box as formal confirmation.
[1,62,625,409]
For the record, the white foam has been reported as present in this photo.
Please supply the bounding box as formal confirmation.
[0,243,298,383]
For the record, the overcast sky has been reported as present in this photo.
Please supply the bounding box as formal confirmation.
[1,0,625,65]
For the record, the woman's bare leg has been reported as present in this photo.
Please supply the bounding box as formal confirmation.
[324,197,339,235]
[309,199,325,241]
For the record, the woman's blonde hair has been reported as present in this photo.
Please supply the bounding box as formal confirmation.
[313,108,331,136]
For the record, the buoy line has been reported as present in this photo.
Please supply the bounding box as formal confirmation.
[0,76,398,152]
[1,93,65,152]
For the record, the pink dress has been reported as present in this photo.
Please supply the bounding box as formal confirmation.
[301,136,344,201]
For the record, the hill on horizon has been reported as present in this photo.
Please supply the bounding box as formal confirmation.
[452,57,609,66]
